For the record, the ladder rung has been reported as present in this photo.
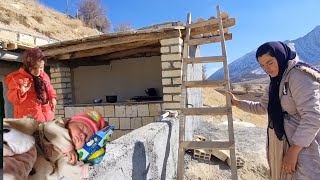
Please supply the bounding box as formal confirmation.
[184,80,226,87]
[181,141,234,150]
[186,34,232,45]
[187,18,220,29]
[181,107,230,115]
[184,56,226,64]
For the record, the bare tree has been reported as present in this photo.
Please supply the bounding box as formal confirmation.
[230,83,235,90]
[243,83,251,93]
[78,0,111,32]
[114,23,133,32]
[202,64,207,80]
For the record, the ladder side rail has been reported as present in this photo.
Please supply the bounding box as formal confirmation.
[177,12,192,180]
[217,5,238,180]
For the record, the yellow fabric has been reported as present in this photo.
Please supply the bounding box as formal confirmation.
[268,128,292,180]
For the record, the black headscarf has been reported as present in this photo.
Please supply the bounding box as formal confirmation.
[256,41,296,140]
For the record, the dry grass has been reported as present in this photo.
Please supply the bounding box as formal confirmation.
[0,0,99,41]
[203,88,268,128]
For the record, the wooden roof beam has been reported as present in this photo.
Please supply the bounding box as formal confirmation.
[55,40,159,60]
[66,46,160,68]
[190,18,235,37]
[42,30,181,57]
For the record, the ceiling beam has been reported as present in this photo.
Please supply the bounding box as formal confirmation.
[66,46,160,68]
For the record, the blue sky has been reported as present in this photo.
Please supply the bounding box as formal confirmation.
[39,0,320,76]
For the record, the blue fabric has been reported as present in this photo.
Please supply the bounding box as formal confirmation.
[77,125,114,165]
[256,41,296,140]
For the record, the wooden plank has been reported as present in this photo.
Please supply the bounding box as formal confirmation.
[186,33,232,46]
[42,30,181,57]
[181,141,235,150]
[187,18,220,29]
[190,18,235,37]
[65,46,160,67]
[7,43,18,50]
[181,107,231,115]
[184,56,226,64]
[177,12,192,180]
[184,80,226,88]
[56,40,159,60]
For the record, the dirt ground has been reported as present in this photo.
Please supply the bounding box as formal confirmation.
[0,0,99,41]
[184,87,270,180]
[203,87,268,128]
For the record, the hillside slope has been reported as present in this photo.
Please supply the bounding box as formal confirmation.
[0,0,99,41]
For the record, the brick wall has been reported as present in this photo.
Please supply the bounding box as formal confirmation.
[160,37,183,110]
[64,102,162,141]
[50,65,72,117]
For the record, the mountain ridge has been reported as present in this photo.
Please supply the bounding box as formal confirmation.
[208,25,320,82]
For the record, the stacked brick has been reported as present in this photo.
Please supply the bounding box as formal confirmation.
[190,135,245,167]
[160,37,183,110]
[192,135,212,161]
[50,65,72,117]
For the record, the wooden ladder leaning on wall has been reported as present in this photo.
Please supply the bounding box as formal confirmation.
[177,5,238,180]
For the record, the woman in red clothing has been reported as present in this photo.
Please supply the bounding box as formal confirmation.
[5,48,57,122]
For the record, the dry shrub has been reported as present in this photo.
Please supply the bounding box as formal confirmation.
[0,11,11,25]
[64,19,83,29]
[32,15,43,23]
[17,15,30,28]
[113,23,133,32]
[42,30,53,38]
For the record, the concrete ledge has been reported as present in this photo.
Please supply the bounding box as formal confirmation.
[90,117,179,180]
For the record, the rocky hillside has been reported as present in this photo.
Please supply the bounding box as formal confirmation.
[0,0,99,41]
[209,25,320,82]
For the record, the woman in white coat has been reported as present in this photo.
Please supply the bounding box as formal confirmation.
[228,41,320,180]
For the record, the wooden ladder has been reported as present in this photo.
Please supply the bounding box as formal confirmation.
[177,5,238,180]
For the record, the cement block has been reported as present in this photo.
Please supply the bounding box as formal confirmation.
[0,30,18,41]
[93,106,105,116]
[115,105,126,117]
[163,86,181,94]
[148,103,161,116]
[160,37,183,45]
[18,33,35,45]
[161,54,181,61]
[193,149,211,161]
[162,78,172,85]
[162,70,181,78]
[160,46,170,53]
[119,118,131,129]
[108,118,120,129]
[130,117,142,129]
[142,117,154,126]
[137,104,149,116]
[104,106,115,117]
[170,45,182,53]
[125,105,138,117]
[64,107,75,118]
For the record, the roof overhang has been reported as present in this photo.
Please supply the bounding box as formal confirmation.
[39,18,235,65]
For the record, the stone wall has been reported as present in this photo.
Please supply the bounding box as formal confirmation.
[0,28,56,47]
